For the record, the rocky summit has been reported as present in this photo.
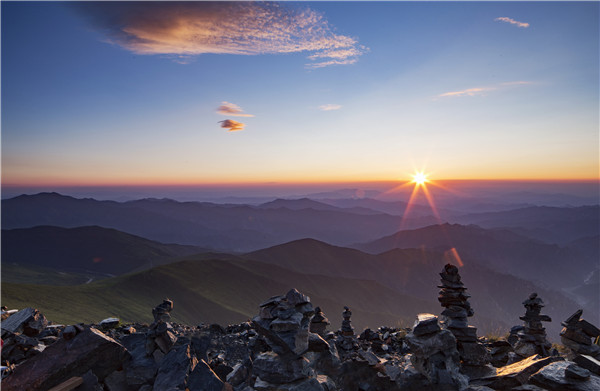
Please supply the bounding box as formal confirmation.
[2,277,600,390]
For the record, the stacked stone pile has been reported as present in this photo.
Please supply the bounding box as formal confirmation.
[513,293,552,358]
[340,306,354,336]
[309,306,330,337]
[438,263,490,373]
[252,288,324,390]
[560,309,600,375]
[405,313,469,390]
[145,299,177,356]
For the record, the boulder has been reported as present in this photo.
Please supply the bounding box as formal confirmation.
[253,351,312,384]
[120,333,157,387]
[574,354,600,376]
[1,307,48,337]
[473,354,563,390]
[187,359,225,391]
[153,342,197,391]
[530,361,600,391]
[2,327,128,391]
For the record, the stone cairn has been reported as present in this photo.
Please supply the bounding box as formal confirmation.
[513,293,552,358]
[309,306,330,337]
[340,306,354,336]
[438,263,489,372]
[252,288,322,390]
[146,299,177,356]
[405,313,469,391]
[560,309,600,362]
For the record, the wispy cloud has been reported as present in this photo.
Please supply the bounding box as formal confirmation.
[217,102,254,117]
[436,81,533,99]
[495,17,530,28]
[319,104,342,111]
[219,119,245,132]
[438,87,492,98]
[79,2,366,68]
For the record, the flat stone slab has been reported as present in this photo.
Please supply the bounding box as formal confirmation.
[574,354,600,376]
[530,361,600,391]
[2,327,128,390]
[1,307,47,337]
[473,354,563,390]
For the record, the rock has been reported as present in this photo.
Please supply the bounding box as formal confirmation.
[153,342,197,391]
[75,369,103,391]
[286,289,310,306]
[120,333,157,387]
[561,310,600,360]
[530,360,600,391]
[155,330,177,354]
[104,370,127,391]
[339,306,354,336]
[310,307,330,337]
[99,318,120,330]
[226,362,249,386]
[316,374,336,391]
[574,354,600,376]
[253,289,314,357]
[254,377,323,391]
[308,332,330,353]
[437,264,489,368]
[47,376,83,391]
[187,359,224,391]
[565,363,591,380]
[152,299,174,324]
[412,314,441,336]
[1,307,48,337]
[357,349,380,366]
[2,327,129,391]
[63,325,79,340]
[473,354,563,390]
[253,351,313,384]
[191,332,212,361]
[405,314,468,390]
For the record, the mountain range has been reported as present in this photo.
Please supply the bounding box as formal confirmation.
[1,192,598,341]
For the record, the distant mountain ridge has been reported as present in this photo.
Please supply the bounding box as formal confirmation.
[2,192,436,251]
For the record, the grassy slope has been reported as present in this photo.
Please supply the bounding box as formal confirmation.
[1,258,438,331]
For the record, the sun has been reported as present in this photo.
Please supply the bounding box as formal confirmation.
[411,171,429,186]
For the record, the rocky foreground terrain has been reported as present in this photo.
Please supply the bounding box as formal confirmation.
[1,265,600,391]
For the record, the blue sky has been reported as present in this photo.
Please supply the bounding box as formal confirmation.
[2,1,598,186]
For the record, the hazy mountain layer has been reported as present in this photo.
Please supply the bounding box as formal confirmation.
[2,193,427,251]
[355,223,595,289]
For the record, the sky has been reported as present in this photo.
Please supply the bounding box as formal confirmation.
[2,1,599,189]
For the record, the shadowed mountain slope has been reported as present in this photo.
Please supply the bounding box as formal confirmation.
[1,225,208,275]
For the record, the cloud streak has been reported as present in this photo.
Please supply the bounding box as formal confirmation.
[79,2,366,68]
[319,104,342,111]
[495,17,530,28]
[437,81,533,99]
[217,102,254,117]
[219,119,245,132]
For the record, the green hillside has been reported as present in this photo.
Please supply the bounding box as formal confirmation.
[1,258,438,331]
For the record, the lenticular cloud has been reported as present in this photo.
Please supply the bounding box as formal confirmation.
[80,2,366,68]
